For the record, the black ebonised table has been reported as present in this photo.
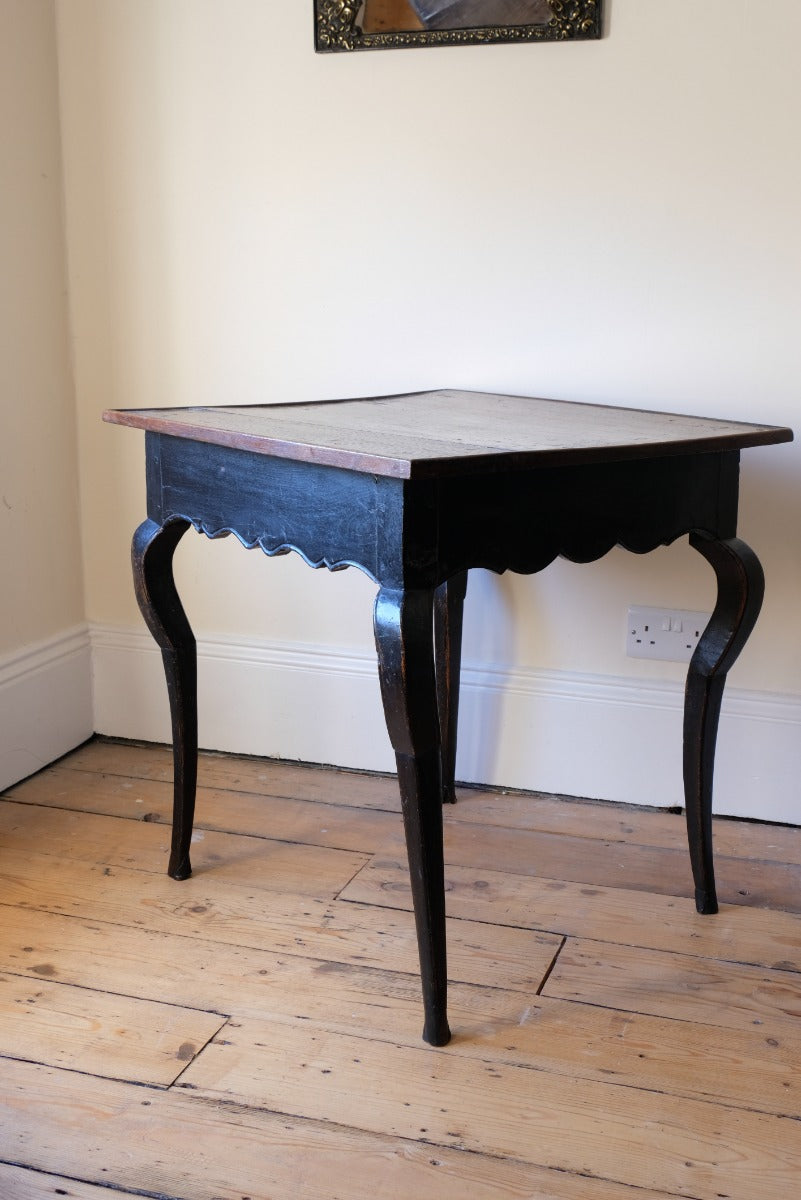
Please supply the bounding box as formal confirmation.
[104,389,792,1046]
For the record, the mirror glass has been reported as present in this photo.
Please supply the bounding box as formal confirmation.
[361,2,552,33]
[315,1,602,51]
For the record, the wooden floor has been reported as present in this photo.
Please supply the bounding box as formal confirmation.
[1,740,800,1199]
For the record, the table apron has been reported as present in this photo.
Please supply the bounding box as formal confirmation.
[145,433,740,588]
[145,432,410,582]
[434,450,740,579]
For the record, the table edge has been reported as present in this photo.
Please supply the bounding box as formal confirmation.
[102,405,793,480]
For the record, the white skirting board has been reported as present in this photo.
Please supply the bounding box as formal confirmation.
[90,624,801,827]
[0,625,94,791]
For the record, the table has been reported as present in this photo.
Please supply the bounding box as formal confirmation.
[104,389,792,1045]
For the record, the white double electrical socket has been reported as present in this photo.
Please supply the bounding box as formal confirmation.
[626,605,711,663]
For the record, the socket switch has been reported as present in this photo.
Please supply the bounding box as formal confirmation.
[626,605,711,663]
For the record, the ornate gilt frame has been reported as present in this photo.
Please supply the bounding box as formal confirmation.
[314,1,602,52]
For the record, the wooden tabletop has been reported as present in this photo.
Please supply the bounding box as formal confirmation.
[103,389,793,479]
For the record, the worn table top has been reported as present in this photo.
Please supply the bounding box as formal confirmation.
[103,389,792,479]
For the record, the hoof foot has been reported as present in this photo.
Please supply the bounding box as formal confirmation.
[168,855,192,881]
[695,886,718,915]
[423,1017,451,1047]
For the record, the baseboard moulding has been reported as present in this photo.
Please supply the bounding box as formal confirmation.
[0,624,93,791]
[89,623,801,826]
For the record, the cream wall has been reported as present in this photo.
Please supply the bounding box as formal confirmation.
[55,2,801,819]
[1,0,84,651]
[0,0,90,788]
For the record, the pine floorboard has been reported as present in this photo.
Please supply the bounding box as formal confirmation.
[1,738,800,1199]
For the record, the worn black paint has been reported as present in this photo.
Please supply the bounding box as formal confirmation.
[132,428,764,1045]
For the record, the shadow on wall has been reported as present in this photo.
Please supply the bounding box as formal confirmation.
[457,568,522,782]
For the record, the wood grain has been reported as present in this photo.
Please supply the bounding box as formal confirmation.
[54,740,801,862]
[12,759,801,904]
[3,740,800,1200]
[0,1164,137,1200]
[543,937,801,1033]
[9,765,401,851]
[2,1058,675,1200]
[3,908,797,1119]
[342,856,801,969]
[0,970,224,1084]
[58,740,406,809]
[178,1016,801,1200]
[0,797,370,888]
[102,390,792,478]
[438,818,801,910]
[0,846,559,991]
[0,907,540,1039]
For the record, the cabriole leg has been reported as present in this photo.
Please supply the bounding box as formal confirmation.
[684,533,764,914]
[434,571,468,804]
[374,586,450,1046]
[132,518,197,881]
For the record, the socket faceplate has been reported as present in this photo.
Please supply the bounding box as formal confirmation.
[626,605,711,662]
